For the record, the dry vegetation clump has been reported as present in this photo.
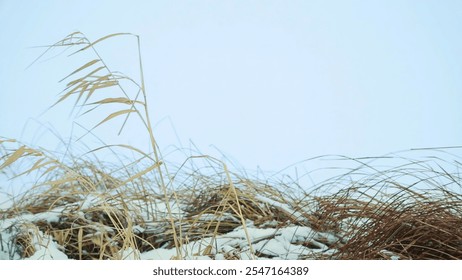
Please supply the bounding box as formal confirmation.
[1,32,462,260]
[186,182,302,229]
[0,157,319,259]
[301,157,462,260]
[3,146,460,260]
[332,191,462,260]
[2,147,462,260]
[0,161,154,259]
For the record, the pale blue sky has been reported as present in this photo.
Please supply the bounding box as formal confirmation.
[1,0,461,173]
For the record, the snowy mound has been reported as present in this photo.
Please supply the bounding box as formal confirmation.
[2,174,461,260]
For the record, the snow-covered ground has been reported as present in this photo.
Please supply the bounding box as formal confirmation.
[2,150,459,261]
[0,188,342,260]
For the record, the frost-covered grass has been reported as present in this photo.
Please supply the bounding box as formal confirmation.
[1,32,462,260]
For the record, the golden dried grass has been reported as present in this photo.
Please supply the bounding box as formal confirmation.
[1,32,461,260]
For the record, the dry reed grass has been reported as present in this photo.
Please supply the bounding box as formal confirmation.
[1,32,461,260]
[300,154,462,260]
